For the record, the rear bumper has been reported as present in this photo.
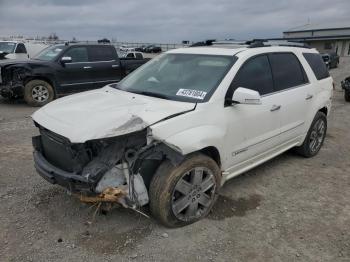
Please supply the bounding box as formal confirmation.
[33,150,93,193]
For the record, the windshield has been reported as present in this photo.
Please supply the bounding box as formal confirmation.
[0,42,16,53]
[117,53,235,102]
[34,45,65,61]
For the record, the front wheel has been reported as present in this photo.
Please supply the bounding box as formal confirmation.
[149,154,221,227]
[24,80,54,107]
[295,112,327,158]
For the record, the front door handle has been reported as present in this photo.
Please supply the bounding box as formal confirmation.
[270,105,281,112]
[112,64,119,68]
[83,66,92,69]
[306,94,313,100]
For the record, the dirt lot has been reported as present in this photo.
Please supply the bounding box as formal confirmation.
[0,59,349,262]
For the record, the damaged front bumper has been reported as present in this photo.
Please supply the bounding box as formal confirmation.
[32,125,184,208]
[33,150,93,192]
[0,84,23,98]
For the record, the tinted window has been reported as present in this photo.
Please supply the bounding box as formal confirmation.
[269,53,307,91]
[15,43,27,54]
[126,53,134,58]
[135,53,143,59]
[64,47,88,62]
[231,55,274,96]
[88,46,115,61]
[303,53,330,80]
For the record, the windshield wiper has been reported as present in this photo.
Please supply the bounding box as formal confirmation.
[130,90,169,100]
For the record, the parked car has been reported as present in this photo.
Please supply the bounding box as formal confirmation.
[144,45,162,53]
[0,41,29,60]
[135,45,147,52]
[97,38,111,44]
[121,51,145,59]
[341,76,350,101]
[31,44,333,227]
[0,43,149,106]
[321,52,339,69]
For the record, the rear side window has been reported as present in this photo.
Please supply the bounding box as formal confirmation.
[303,53,330,80]
[231,55,274,95]
[269,53,308,91]
[135,53,143,59]
[88,46,115,61]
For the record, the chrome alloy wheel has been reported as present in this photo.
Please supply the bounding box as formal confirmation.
[309,119,326,153]
[32,85,49,103]
[171,167,216,221]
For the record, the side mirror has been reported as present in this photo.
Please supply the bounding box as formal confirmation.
[61,56,72,64]
[229,87,262,105]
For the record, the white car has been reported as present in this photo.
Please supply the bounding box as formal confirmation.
[0,41,48,60]
[32,42,333,227]
[0,41,29,60]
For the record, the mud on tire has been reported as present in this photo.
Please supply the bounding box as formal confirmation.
[149,153,221,227]
[24,80,54,107]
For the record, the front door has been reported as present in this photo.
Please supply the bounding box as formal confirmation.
[56,46,92,94]
[223,54,282,178]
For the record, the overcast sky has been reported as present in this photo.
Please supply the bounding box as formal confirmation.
[0,0,349,43]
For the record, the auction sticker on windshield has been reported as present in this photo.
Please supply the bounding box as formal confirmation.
[176,89,207,100]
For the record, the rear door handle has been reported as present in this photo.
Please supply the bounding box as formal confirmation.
[112,64,119,68]
[306,94,313,100]
[270,105,281,112]
[83,66,92,69]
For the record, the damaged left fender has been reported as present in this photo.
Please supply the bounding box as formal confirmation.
[151,125,225,158]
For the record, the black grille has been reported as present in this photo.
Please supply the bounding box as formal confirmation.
[40,129,80,173]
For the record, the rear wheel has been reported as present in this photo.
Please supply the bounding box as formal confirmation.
[295,112,327,157]
[149,154,220,227]
[24,80,54,107]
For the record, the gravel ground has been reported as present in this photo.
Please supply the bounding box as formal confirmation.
[0,58,349,262]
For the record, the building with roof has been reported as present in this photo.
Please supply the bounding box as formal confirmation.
[283,22,350,56]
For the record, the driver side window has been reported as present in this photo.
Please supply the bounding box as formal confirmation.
[227,55,274,100]
[64,47,88,63]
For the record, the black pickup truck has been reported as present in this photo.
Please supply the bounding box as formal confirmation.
[0,43,148,106]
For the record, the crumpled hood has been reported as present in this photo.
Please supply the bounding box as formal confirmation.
[32,86,195,143]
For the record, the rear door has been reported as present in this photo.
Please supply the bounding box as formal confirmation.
[87,45,122,87]
[268,52,311,142]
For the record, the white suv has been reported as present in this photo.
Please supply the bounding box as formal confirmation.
[32,43,333,227]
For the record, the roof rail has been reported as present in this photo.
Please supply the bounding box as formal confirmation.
[247,39,311,49]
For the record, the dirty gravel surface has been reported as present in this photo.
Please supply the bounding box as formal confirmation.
[1,59,349,262]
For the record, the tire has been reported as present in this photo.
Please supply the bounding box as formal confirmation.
[24,80,54,107]
[149,153,221,227]
[295,112,327,158]
[345,90,350,102]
